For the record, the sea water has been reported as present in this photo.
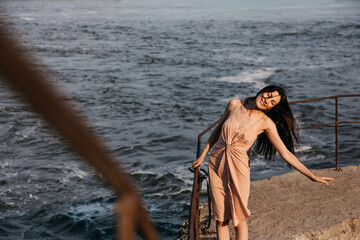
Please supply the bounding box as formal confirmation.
[0,0,359,239]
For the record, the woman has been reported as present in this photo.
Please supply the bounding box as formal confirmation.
[192,85,334,240]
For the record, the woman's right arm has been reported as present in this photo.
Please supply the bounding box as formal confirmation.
[192,99,239,168]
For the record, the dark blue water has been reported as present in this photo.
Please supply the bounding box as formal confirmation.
[0,0,359,239]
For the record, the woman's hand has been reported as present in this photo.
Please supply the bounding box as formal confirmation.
[192,156,204,169]
[311,176,335,186]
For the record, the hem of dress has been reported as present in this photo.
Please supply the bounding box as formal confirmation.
[213,215,248,225]
[213,215,231,223]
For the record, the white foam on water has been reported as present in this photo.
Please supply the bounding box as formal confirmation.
[169,188,191,196]
[252,57,266,63]
[14,121,41,141]
[217,68,277,90]
[131,169,160,178]
[290,62,349,71]
[29,193,38,200]
[299,153,326,163]
[249,157,267,168]
[60,166,89,183]
[15,126,37,140]
[295,144,312,152]
[19,16,35,21]
[172,165,195,186]
[0,161,10,169]
[69,202,111,218]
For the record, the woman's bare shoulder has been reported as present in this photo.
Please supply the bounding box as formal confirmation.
[262,115,276,131]
[227,98,242,111]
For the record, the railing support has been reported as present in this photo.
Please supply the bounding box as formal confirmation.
[290,95,360,171]
[188,119,221,240]
[335,97,339,171]
[188,167,200,240]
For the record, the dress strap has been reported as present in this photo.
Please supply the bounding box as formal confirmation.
[250,114,266,127]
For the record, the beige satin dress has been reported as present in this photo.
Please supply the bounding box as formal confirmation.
[208,105,265,226]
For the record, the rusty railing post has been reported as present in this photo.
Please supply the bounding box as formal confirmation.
[188,139,201,240]
[335,96,339,171]
[188,118,221,240]
[290,95,360,171]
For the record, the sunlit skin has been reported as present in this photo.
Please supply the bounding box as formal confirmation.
[256,91,281,111]
[192,92,334,240]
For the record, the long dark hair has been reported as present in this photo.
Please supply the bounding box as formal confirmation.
[244,85,299,160]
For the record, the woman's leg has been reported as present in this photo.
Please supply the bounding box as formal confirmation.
[234,220,248,240]
[216,220,230,240]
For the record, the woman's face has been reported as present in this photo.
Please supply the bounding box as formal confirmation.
[256,91,281,111]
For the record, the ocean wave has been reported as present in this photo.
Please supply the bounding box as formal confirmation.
[69,202,112,219]
[59,167,89,183]
[217,68,277,90]
[19,16,35,21]
[21,212,109,240]
[1,0,359,239]
[295,144,312,152]
[14,124,39,141]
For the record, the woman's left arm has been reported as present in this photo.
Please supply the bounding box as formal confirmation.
[264,118,334,186]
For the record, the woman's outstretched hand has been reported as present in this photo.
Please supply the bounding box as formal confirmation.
[192,157,204,169]
[312,176,335,186]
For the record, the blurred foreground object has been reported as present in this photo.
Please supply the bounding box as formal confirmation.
[0,20,159,240]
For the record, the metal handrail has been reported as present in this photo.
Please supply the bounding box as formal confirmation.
[289,95,360,170]
[187,94,359,239]
[0,23,159,240]
[188,118,221,240]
